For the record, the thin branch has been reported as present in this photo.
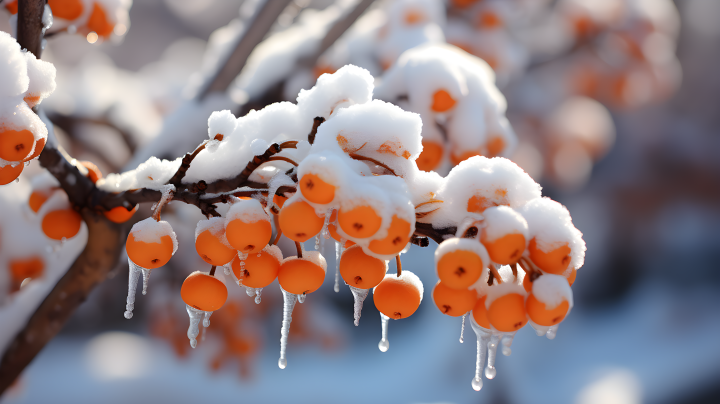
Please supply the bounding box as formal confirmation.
[267,156,298,166]
[395,255,402,277]
[348,153,397,176]
[413,222,457,245]
[307,117,325,144]
[168,141,210,186]
[16,0,44,57]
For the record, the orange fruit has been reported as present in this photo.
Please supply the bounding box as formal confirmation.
[49,0,84,20]
[526,294,569,326]
[528,238,572,275]
[24,94,41,108]
[0,129,34,161]
[41,209,82,240]
[277,257,326,295]
[0,163,23,185]
[126,232,174,269]
[273,194,287,209]
[482,233,526,265]
[338,204,382,239]
[181,272,228,312]
[23,138,45,162]
[416,141,443,171]
[9,256,44,283]
[522,272,532,292]
[373,273,423,320]
[487,293,528,332]
[476,11,502,29]
[567,267,577,286]
[79,161,102,183]
[87,2,114,37]
[103,205,138,223]
[450,149,482,166]
[195,229,236,266]
[4,0,17,14]
[29,190,51,213]
[431,89,456,112]
[471,295,491,329]
[451,0,479,8]
[404,9,425,25]
[368,215,412,256]
[278,199,325,242]
[226,217,272,254]
[299,173,336,204]
[486,136,506,157]
[231,248,281,288]
[432,281,478,317]
[436,240,486,289]
[339,245,387,289]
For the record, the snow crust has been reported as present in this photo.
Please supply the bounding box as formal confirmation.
[225,198,270,224]
[532,274,573,310]
[481,205,529,243]
[129,218,178,255]
[194,217,231,248]
[97,157,181,192]
[485,282,526,308]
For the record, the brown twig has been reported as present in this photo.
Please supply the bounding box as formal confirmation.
[168,141,212,186]
[209,266,217,276]
[489,265,503,285]
[348,153,397,176]
[396,255,402,277]
[307,117,325,144]
[267,156,298,166]
[413,222,457,245]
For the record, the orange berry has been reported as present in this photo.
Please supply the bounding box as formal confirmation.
[79,160,102,183]
[314,65,336,79]
[450,149,481,166]
[373,272,423,320]
[0,163,23,185]
[48,0,84,20]
[482,233,526,265]
[226,213,272,254]
[435,239,487,289]
[0,129,34,162]
[181,272,228,312]
[4,0,17,14]
[126,232,174,269]
[368,215,412,256]
[273,194,287,209]
[431,89,456,112]
[195,229,236,266]
[404,9,425,25]
[471,295,491,328]
[526,294,569,326]
[339,245,387,289]
[477,11,502,29]
[9,256,44,284]
[278,199,324,242]
[24,94,41,108]
[338,205,382,239]
[87,2,114,37]
[103,205,138,223]
[451,0,479,8]
[29,190,51,213]
[522,272,532,293]
[432,281,478,317]
[528,238,572,275]
[486,136,505,157]
[328,223,342,242]
[231,248,281,288]
[23,138,45,162]
[567,267,577,286]
[299,173,336,204]
[487,293,528,332]
[278,256,326,295]
[42,209,82,240]
[416,141,443,171]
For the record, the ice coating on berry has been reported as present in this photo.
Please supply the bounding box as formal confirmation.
[129,217,178,255]
[519,197,586,271]
[531,274,574,310]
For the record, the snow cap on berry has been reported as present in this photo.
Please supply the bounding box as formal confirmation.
[532,274,574,310]
[129,217,178,254]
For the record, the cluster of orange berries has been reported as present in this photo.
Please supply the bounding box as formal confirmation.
[4,0,123,39]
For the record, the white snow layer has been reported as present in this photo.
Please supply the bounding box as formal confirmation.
[129,217,178,254]
[532,274,574,310]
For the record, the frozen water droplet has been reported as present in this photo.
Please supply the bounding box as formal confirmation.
[254,288,263,304]
[546,325,559,340]
[459,313,467,343]
[334,241,342,293]
[471,377,483,391]
[124,258,144,319]
[203,311,212,328]
[223,265,231,276]
[186,305,207,349]
[349,286,369,326]
[278,288,298,369]
[246,286,256,297]
[378,313,390,352]
[298,293,306,303]
[470,318,491,390]
[322,210,332,240]
[485,335,499,379]
[315,235,320,250]
[501,334,515,356]
[529,319,550,337]
[141,268,152,295]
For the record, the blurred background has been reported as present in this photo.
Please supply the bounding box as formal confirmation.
[1,0,720,403]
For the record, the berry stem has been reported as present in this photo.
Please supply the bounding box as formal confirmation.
[307,117,325,144]
[489,265,502,285]
[348,153,397,176]
[271,215,283,246]
[396,255,402,277]
[295,242,303,258]
[267,156,298,166]
[209,266,217,276]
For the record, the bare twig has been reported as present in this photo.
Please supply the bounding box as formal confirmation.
[16,0,44,57]
[307,117,325,144]
[348,153,397,176]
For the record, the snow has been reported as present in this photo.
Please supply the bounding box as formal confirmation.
[435,238,490,275]
[194,217,231,249]
[481,205,529,243]
[23,53,57,106]
[484,282,526,308]
[532,274,573,310]
[225,198,269,224]
[296,64,374,120]
[0,31,29,98]
[97,157,182,192]
[129,217,178,255]
[281,251,327,275]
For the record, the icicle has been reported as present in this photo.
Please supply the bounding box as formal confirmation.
[546,324,559,340]
[529,319,550,337]
[470,319,491,391]
[501,333,515,356]
[298,292,306,304]
[278,288,298,369]
[485,334,499,379]
[459,313,467,343]
[124,258,143,319]
[334,241,342,293]
[186,305,206,349]
[349,286,369,326]
[236,252,248,286]
[254,288,263,304]
[141,268,152,295]
[245,286,256,297]
[378,313,390,352]
[315,235,321,250]
[223,264,231,276]
[200,322,207,342]
[203,311,212,328]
